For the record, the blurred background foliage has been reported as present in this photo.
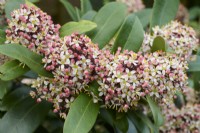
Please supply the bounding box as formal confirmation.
[35,0,200,25]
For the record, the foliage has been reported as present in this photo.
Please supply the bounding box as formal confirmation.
[0,0,199,133]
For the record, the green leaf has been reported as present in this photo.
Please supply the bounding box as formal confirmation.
[28,0,39,2]
[81,10,97,20]
[87,81,100,97]
[60,20,97,37]
[151,36,166,52]
[0,44,52,77]
[60,0,78,21]
[114,114,129,133]
[0,97,51,133]
[25,0,38,7]
[135,8,152,28]
[127,119,138,133]
[0,60,30,81]
[146,96,164,127]
[0,29,5,38]
[24,71,38,78]
[100,108,115,126]
[191,71,200,91]
[1,86,30,111]
[75,7,81,21]
[188,56,200,72]
[0,29,6,43]
[0,80,11,100]
[111,14,144,53]
[150,0,179,30]
[5,0,25,19]
[88,2,126,49]
[63,94,99,133]
[81,0,93,14]
[174,91,185,109]
[128,111,151,133]
[189,7,200,20]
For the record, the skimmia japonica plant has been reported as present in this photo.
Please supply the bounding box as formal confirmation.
[0,0,200,133]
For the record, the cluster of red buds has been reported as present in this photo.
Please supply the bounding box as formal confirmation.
[141,21,199,60]
[5,4,61,55]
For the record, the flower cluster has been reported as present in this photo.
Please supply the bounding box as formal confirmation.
[31,77,75,118]
[160,104,200,133]
[96,48,188,111]
[5,4,61,55]
[43,33,99,93]
[144,52,188,105]
[141,21,199,60]
[96,48,145,111]
[116,0,145,13]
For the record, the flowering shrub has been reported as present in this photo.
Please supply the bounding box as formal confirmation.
[0,0,199,133]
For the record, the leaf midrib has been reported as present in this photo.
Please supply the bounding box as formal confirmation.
[9,98,39,133]
[0,44,48,75]
[122,18,137,51]
[73,99,93,133]
[158,0,167,26]
[92,7,122,42]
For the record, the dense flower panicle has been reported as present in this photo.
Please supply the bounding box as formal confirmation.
[96,48,146,111]
[116,0,145,13]
[141,21,199,60]
[43,33,99,93]
[143,52,188,105]
[160,104,200,133]
[96,48,188,112]
[31,77,75,118]
[5,4,61,55]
